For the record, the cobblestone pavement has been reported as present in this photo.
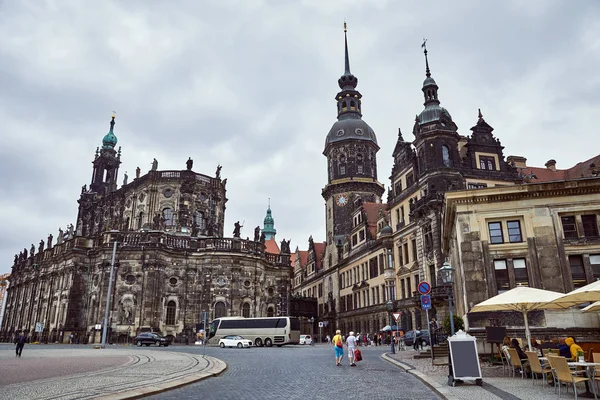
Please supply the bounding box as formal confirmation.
[150,344,442,400]
[0,344,225,400]
[387,345,594,400]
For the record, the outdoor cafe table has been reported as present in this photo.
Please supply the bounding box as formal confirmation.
[567,361,600,399]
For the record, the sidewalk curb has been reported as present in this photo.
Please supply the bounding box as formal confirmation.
[98,355,227,400]
[382,353,460,400]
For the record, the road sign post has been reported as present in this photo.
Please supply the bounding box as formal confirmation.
[418,281,431,295]
[421,294,432,309]
[392,312,401,351]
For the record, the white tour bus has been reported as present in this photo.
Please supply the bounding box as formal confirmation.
[208,316,300,347]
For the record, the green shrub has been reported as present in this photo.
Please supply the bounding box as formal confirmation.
[442,314,464,334]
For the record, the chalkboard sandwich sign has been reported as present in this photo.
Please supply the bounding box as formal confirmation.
[447,330,483,387]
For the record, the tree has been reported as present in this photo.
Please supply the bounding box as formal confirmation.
[442,314,464,334]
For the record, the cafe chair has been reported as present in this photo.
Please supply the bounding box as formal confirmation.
[547,355,590,400]
[526,351,552,387]
[507,348,527,379]
[500,347,511,376]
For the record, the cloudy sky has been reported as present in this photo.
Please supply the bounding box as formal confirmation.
[1,1,599,275]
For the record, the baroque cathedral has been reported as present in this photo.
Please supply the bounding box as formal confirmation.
[1,116,292,344]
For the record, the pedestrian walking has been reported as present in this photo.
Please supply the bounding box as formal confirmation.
[429,318,438,346]
[332,329,344,366]
[15,332,26,357]
[346,331,357,366]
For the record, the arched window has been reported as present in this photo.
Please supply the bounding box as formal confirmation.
[137,212,144,230]
[267,306,274,317]
[165,301,176,325]
[214,301,227,319]
[242,302,250,318]
[350,100,356,109]
[163,208,175,226]
[356,153,364,174]
[342,101,347,110]
[328,276,333,293]
[442,145,451,167]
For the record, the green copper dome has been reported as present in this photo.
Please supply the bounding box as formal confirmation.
[263,206,276,240]
[102,116,118,149]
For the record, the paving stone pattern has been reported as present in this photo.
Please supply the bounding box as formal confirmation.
[0,346,217,400]
[153,344,442,400]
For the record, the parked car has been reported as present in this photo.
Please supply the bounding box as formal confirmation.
[299,335,313,345]
[218,335,253,348]
[402,330,430,347]
[135,332,170,347]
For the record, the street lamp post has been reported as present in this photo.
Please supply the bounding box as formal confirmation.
[438,260,455,337]
[309,316,315,346]
[101,234,118,349]
[386,300,395,354]
[383,246,396,354]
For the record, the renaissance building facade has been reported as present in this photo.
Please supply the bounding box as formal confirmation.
[1,117,291,344]
[292,26,600,341]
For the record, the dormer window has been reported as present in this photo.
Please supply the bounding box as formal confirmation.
[479,156,496,171]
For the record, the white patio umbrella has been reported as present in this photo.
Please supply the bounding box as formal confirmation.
[582,301,600,313]
[469,286,566,351]
[548,280,600,308]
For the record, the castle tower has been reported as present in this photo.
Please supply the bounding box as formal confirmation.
[321,23,384,264]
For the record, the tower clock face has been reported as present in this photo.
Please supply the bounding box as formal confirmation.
[336,194,348,207]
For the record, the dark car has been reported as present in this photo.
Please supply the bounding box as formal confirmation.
[402,330,430,347]
[135,332,169,347]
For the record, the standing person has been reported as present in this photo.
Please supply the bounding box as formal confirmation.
[346,331,357,367]
[429,318,438,346]
[332,330,344,366]
[15,332,26,357]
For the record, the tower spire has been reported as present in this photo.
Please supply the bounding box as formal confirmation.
[422,38,431,78]
[344,21,351,75]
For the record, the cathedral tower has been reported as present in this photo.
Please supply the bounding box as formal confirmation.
[322,24,384,265]
[90,114,121,195]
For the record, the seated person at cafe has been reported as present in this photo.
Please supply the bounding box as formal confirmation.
[565,337,584,361]
[529,336,542,351]
[540,336,559,351]
[511,338,531,376]
[558,338,571,358]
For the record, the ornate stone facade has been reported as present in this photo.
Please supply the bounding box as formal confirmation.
[1,118,291,344]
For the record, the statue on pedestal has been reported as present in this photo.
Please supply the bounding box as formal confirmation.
[186,157,193,171]
[254,226,261,242]
[233,221,242,238]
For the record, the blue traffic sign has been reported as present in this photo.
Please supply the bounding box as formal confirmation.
[421,295,432,309]
[418,281,431,295]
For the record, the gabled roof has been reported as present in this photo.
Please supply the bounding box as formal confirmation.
[359,202,388,238]
[297,250,309,268]
[264,238,280,254]
[518,154,600,183]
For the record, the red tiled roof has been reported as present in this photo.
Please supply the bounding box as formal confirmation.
[314,242,326,267]
[290,253,297,265]
[264,238,280,254]
[519,154,600,183]
[362,202,388,224]
[298,250,309,268]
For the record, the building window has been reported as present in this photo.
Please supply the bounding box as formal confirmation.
[582,215,599,237]
[242,302,250,318]
[569,255,586,289]
[494,260,509,293]
[488,222,504,244]
[561,216,577,239]
[401,280,406,299]
[406,173,414,187]
[407,278,412,297]
[165,301,176,325]
[194,212,205,230]
[214,301,227,319]
[357,164,364,174]
[403,243,409,265]
[479,156,496,171]
[442,145,451,167]
[398,245,404,266]
[411,239,417,262]
[267,306,274,317]
[513,258,529,287]
[163,208,175,226]
[590,254,600,281]
[507,221,523,243]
